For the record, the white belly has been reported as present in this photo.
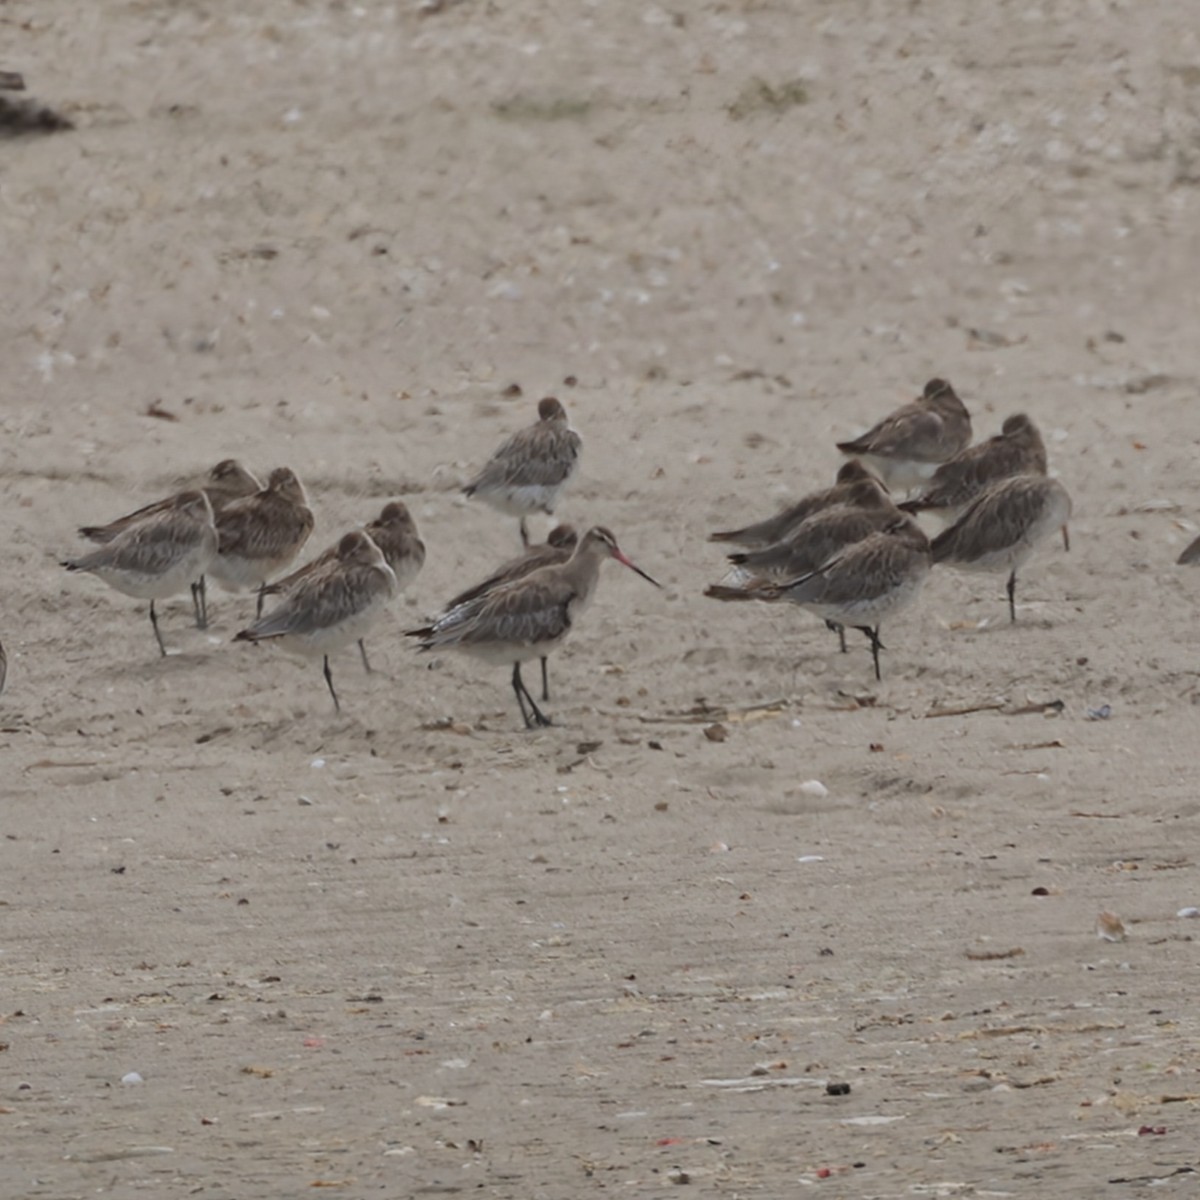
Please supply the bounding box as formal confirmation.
[476,482,566,518]
[92,542,215,601]
[798,575,926,627]
[272,594,393,660]
[856,455,938,497]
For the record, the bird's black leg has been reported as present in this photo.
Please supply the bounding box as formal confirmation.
[323,655,341,712]
[358,639,372,673]
[191,576,208,630]
[854,625,884,681]
[256,584,267,618]
[513,661,551,728]
[149,600,167,657]
[540,656,551,702]
[826,619,848,653]
[519,517,530,548]
[1006,570,1017,623]
[511,662,533,727]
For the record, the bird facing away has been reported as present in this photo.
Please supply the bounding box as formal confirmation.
[234,531,398,713]
[708,459,885,548]
[407,525,660,729]
[78,458,261,629]
[1176,534,1200,566]
[706,517,931,681]
[209,467,315,615]
[62,490,217,657]
[463,397,582,546]
[437,524,579,702]
[715,479,903,652]
[900,413,1047,521]
[931,474,1073,622]
[261,501,425,672]
[837,379,973,495]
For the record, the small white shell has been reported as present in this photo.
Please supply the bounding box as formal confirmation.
[798,780,829,798]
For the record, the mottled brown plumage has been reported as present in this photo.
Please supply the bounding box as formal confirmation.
[78,459,260,629]
[900,413,1047,518]
[63,491,217,657]
[464,397,582,545]
[408,526,659,728]
[438,524,579,701]
[837,379,972,494]
[931,474,1072,621]
[261,501,424,673]
[266,502,424,597]
[79,459,261,544]
[235,531,398,712]
[708,460,884,548]
[707,517,931,681]
[210,467,315,613]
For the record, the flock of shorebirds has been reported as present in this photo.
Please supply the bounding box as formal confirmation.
[49,380,1090,727]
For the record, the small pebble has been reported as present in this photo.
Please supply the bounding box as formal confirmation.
[121,1072,144,1085]
[826,1081,851,1096]
[798,780,828,797]
[1096,911,1126,942]
[1177,906,1199,919]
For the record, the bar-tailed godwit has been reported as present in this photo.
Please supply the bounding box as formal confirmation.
[210,467,315,616]
[707,516,931,681]
[714,477,901,651]
[79,459,261,628]
[463,397,581,546]
[837,379,972,495]
[931,474,1072,622]
[62,491,217,657]
[709,459,884,548]
[408,526,659,728]
[900,413,1046,522]
[234,530,398,712]
[438,524,578,701]
[261,501,425,672]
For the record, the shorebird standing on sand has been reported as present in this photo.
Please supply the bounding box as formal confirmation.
[435,524,579,702]
[706,517,931,681]
[837,379,972,495]
[408,526,660,729]
[900,413,1047,523]
[234,531,398,712]
[62,491,218,657]
[709,459,884,549]
[209,467,315,617]
[713,477,902,652]
[463,397,581,546]
[931,474,1072,622]
[261,501,425,673]
[79,458,261,628]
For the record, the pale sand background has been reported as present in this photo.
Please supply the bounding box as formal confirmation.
[3,1,1200,1196]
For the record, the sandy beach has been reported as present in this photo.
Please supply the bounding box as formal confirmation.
[3,1,1200,1195]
